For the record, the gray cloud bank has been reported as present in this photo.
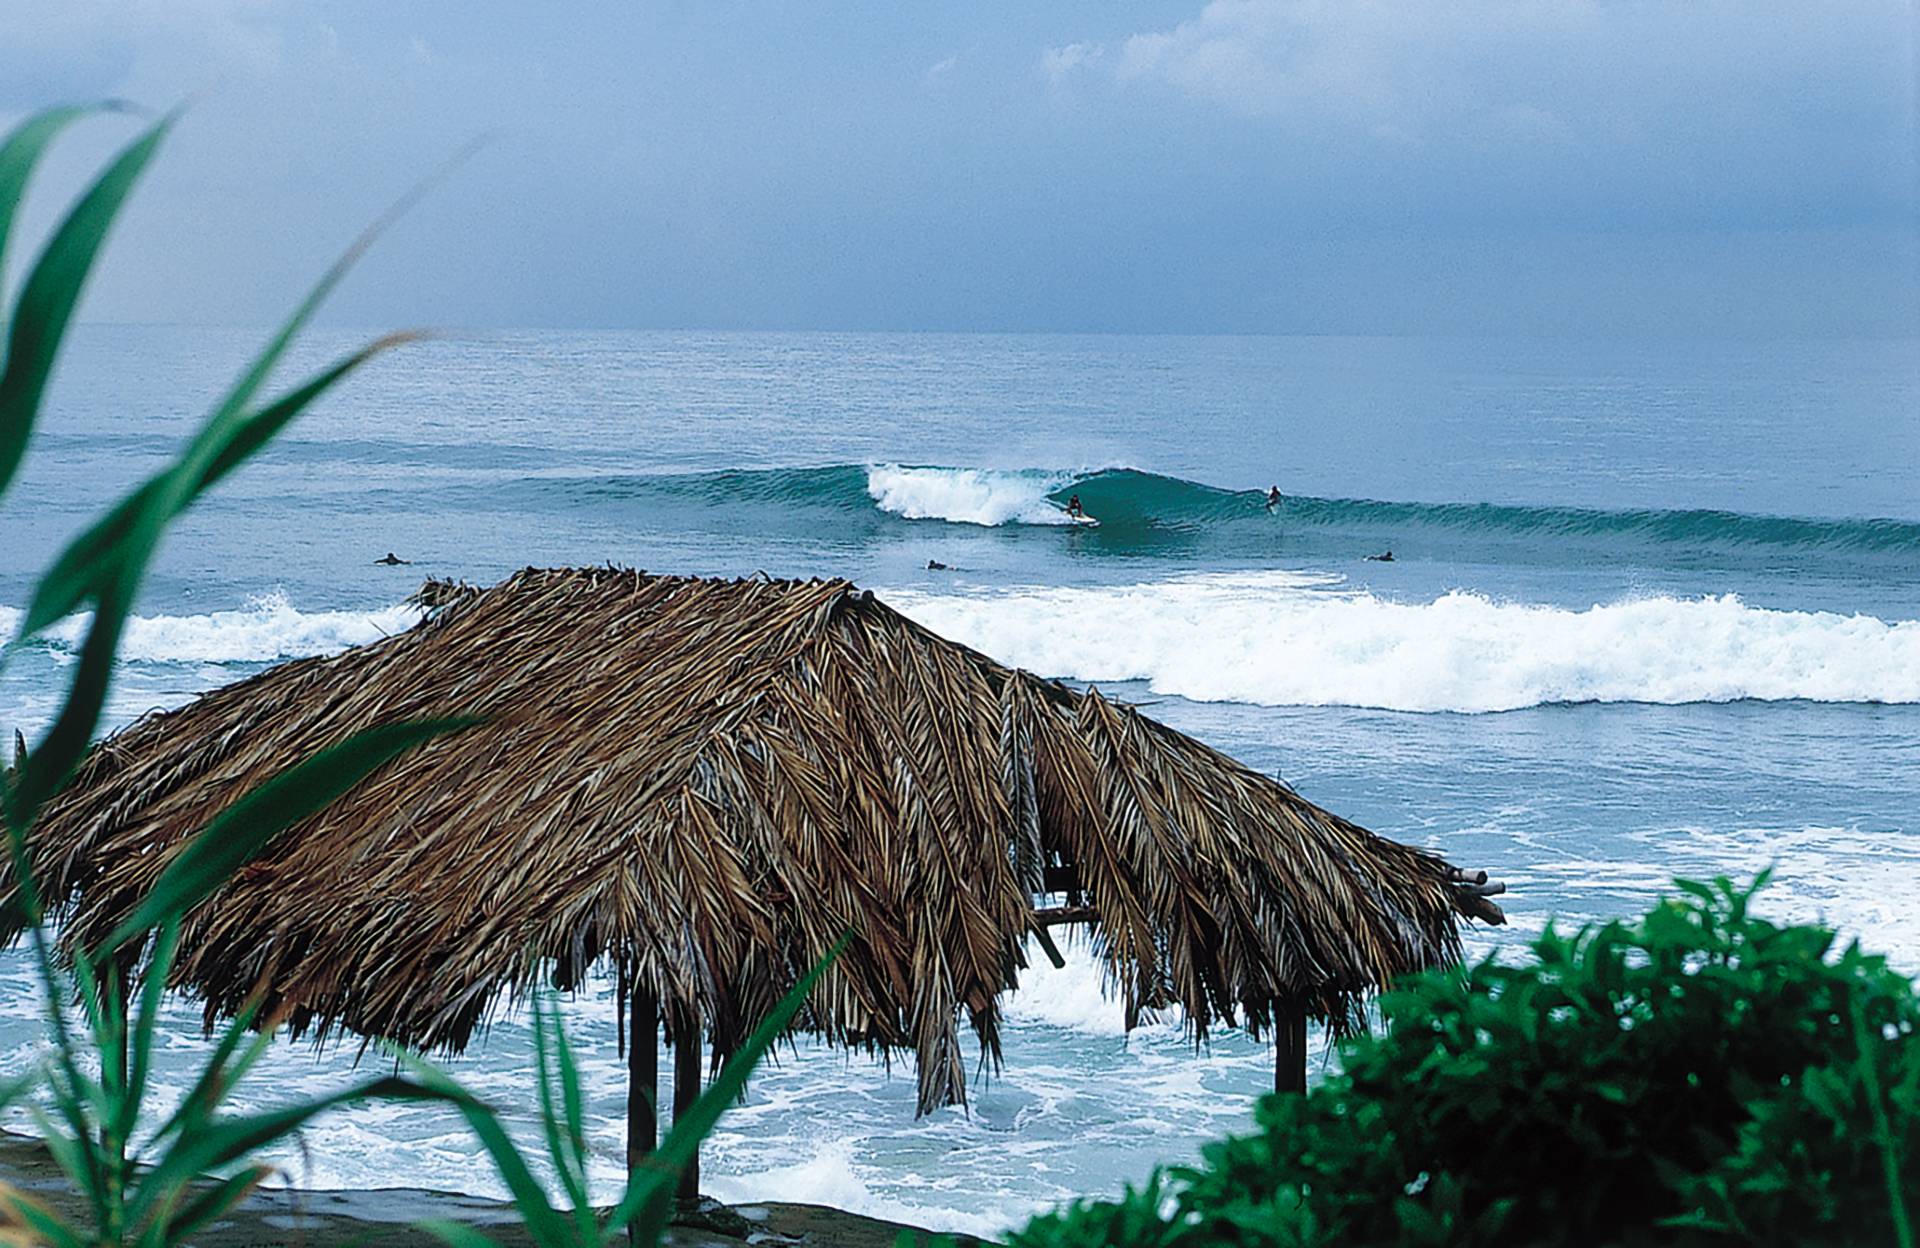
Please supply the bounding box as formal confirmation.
[3,0,1914,335]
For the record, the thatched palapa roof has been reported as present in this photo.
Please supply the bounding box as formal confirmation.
[24,568,1499,1113]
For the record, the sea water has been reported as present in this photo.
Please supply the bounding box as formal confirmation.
[0,328,1915,1233]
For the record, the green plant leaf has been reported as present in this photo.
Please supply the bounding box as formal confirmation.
[0,1179,86,1248]
[100,717,479,952]
[148,1002,266,1146]
[20,336,413,639]
[151,1165,269,1248]
[530,996,593,1231]
[416,1218,503,1248]
[130,1075,448,1229]
[607,932,851,1244]
[118,920,179,1141]
[0,106,101,321]
[0,112,168,501]
[391,1050,573,1246]
[10,150,455,821]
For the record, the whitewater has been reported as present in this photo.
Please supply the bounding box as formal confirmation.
[2,326,1915,1235]
[6,580,1915,735]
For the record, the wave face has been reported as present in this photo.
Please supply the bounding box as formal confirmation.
[886,574,1920,713]
[465,463,1920,561]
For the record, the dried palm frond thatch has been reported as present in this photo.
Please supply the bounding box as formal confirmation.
[18,568,1498,1114]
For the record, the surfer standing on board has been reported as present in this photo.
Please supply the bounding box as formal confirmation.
[1066,493,1085,520]
[1266,485,1282,512]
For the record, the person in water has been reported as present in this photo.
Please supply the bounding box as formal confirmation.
[1265,485,1282,512]
[1066,494,1085,519]
[1366,549,1395,562]
[375,552,411,566]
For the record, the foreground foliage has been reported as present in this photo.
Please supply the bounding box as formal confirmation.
[1010,875,1917,1248]
[0,105,829,1248]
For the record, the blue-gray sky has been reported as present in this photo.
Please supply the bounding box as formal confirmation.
[3,1,1916,335]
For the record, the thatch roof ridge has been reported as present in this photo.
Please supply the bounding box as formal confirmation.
[21,567,1491,1114]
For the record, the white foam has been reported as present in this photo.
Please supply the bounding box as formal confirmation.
[865,465,1074,527]
[884,573,1920,714]
[1003,936,1148,1037]
[8,592,423,665]
[704,1139,1033,1237]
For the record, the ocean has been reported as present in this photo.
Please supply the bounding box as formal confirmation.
[1,327,1916,1234]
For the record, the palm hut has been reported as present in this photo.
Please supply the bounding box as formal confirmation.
[18,568,1504,1195]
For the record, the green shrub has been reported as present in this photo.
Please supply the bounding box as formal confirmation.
[1675,997,1919,1247]
[1008,875,1918,1248]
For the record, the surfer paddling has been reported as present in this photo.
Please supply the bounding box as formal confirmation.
[1366,550,1395,563]
[375,552,412,566]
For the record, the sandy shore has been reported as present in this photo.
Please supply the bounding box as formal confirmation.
[0,1131,971,1248]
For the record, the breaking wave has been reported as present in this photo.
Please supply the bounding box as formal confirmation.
[884,573,1920,714]
[7,576,1918,714]
[2,592,422,665]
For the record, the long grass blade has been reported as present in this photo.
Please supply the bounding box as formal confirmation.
[11,147,463,818]
[149,1165,269,1248]
[531,997,592,1223]
[415,1219,502,1248]
[99,717,478,952]
[133,1076,444,1214]
[0,106,102,322]
[0,1180,84,1248]
[145,1003,267,1149]
[0,113,169,499]
[25,1106,105,1231]
[608,933,850,1243]
[552,1001,595,1239]
[118,920,179,1140]
[11,564,140,825]
[392,1051,572,1245]
[20,336,414,639]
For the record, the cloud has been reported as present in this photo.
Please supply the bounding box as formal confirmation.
[1040,41,1103,86]
[925,54,956,82]
[1111,0,1912,141]
[0,0,293,106]
[1098,0,1916,222]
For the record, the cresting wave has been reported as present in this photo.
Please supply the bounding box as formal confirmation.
[885,573,1920,714]
[0,592,423,665]
[865,464,1078,526]
[7,579,1917,713]
[487,463,1920,553]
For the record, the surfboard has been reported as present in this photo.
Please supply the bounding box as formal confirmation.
[1067,513,1100,528]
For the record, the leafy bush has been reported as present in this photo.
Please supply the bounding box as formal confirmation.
[1009,875,1918,1248]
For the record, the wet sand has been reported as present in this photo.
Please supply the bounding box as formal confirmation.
[0,1131,971,1247]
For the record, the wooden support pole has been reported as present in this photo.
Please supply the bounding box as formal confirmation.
[1274,1001,1307,1096]
[1029,922,1067,969]
[626,989,658,1171]
[626,988,658,1248]
[672,1014,701,1203]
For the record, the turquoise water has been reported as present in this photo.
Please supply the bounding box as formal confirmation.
[1,328,1916,1231]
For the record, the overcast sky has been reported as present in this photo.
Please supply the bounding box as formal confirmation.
[3,1,1915,335]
